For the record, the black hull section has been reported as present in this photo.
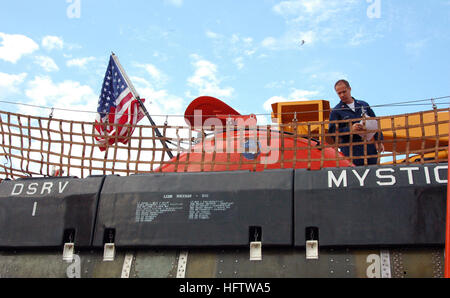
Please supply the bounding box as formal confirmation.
[294,165,448,247]
[93,171,293,247]
[0,165,447,249]
[0,176,104,248]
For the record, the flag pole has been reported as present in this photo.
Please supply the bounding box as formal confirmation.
[111,52,174,159]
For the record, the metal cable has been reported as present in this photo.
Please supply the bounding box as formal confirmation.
[0,95,449,119]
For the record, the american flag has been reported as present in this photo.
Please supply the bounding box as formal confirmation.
[94,55,145,151]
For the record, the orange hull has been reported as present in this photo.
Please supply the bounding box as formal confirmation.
[159,130,352,172]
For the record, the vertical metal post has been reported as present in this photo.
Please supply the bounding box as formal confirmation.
[445,110,450,278]
[121,253,134,278]
[176,251,189,278]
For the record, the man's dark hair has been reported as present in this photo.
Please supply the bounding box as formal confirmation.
[334,79,351,89]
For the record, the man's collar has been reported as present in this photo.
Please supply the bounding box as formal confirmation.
[341,97,358,107]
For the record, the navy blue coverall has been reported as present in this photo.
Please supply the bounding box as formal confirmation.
[328,98,383,166]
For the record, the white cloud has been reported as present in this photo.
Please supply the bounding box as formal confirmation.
[273,0,324,16]
[262,37,277,48]
[242,37,253,45]
[265,80,295,89]
[233,57,244,70]
[66,56,96,68]
[34,56,59,72]
[135,63,168,87]
[273,0,360,21]
[24,76,98,121]
[348,27,382,46]
[349,30,366,47]
[263,89,319,112]
[290,89,320,99]
[42,36,64,51]
[206,30,221,39]
[0,72,28,97]
[206,32,258,69]
[230,34,240,44]
[265,0,382,49]
[131,76,186,127]
[229,34,257,57]
[256,115,271,126]
[186,54,234,99]
[165,0,183,7]
[152,51,169,62]
[0,32,39,63]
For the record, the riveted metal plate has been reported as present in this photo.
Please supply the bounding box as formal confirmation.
[214,247,357,278]
[131,249,178,278]
[0,249,127,278]
[0,247,444,278]
[390,248,444,278]
[176,251,189,278]
[380,250,392,278]
[185,248,218,278]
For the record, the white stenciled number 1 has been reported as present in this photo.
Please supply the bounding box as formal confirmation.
[32,202,37,216]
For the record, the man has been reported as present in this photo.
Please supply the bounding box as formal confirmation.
[327,80,384,166]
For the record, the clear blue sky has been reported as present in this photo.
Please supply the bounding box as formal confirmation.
[1,0,449,125]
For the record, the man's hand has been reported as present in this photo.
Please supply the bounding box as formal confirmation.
[352,123,365,132]
[376,142,385,153]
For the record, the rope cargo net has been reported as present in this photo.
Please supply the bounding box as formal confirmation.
[0,108,448,180]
